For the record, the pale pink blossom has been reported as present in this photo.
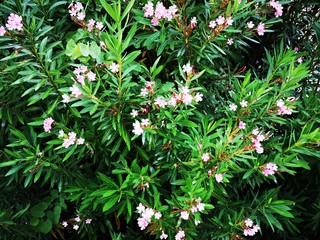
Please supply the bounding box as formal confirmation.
[96,22,103,30]
[297,57,303,63]
[141,118,150,126]
[245,218,253,227]
[68,132,77,141]
[136,203,145,214]
[77,138,85,145]
[86,71,96,81]
[62,94,70,103]
[239,121,246,129]
[137,217,149,230]
[110,62,120,73]
[62,221,68,227]
[140,88,149,96]
[133,121,144,135]
[226,16,233,26]
[151,17,159,26]
[269,0,283,17]
[168,97,177,106]
[194,93,203,102]
[215,173,223,183]
[209,20,217,29]
[191,206,198,213]
[43,117,54,133]
[160,231,168,239]
[182,63,192,74]
[247,21,254,29]
[70,85,81,98]
[227,38,234,45]
[240,100,248,107]
[190,17,197,26]
[77,12,86,21]
[175,230,185,240]
[154,2,167,19]
[75,216,81,222]
[144,1,154,17]
[194,219,201,225]
[180,211,189,220]
[154,212,162,219]
[73,225,79,230]
[229,103,237,111]
[58,130,65,137]
[201,153,210,162]
[155,97,167,108]
[257,22,265,36]
[130,109,139,118]
[74,2,84,11]
[262,162,278,176]
[196,202,205,212]
[6,13,23,31]
[85,218,92,224]
[252,129,259,135]
[182,93,193,105]
[216,16,225,25]
[0,26,6,36]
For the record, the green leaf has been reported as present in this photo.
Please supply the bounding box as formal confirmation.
[37,219,52,234]
[30,202,48,218]
[103,195,120,212]
[177,120,198,128]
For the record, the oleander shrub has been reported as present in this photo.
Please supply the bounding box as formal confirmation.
[0,0,319,239]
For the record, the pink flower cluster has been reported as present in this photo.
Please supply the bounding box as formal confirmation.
[269,0,283,17]
[87,19,103,32]
[175,230,185,240]
[132,119,150,136]
[243,218,260,236]
[201,152,211,162]
[59,130,85,148]
[208,15,233,29]
[0,13,24,36]
[257,22,265,36]
[276,99,293,115]
[43,117,54,133]
[229,100,248,111]
[251,129,265,154]
[68,2,86,21]
[262,162,278,176]
[61,215,92,231]
[72,65,96,86]
[143,1,178,26]
[136,203,163,231]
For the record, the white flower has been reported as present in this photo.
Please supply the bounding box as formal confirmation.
[182,63,192,74]
[240,100,248,108]
[110,62,120,73]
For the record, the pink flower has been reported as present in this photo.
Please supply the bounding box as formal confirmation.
[201,153,210,162]
[130,109,139,118]
[58,130,65,137]
[137,217,149,230]
[182,93,193,105]
[136,203,145,214]
[191,206,198,213]
[226,17,233,26]
[190,17,197,26]
[297,57,303,63]
[75,216,81,222]
[43,117,54,133]
[216,16,225,25]
[144,1,154,17]
[154,212,162,219]
[68,132,77,141]
[70,85,81,98]
[262,162,278,176]
[73,225,79,230]
[240,100,248,107]
[239,121,246,129]
[229,103,237,111]
[160,231,168,239]
[194,219,201,225]
[6,13,23,31]
[151,17,159,26]
[96,22,103,30]
[215,173,223,183]
[77,12,86,21]
[155,97,167,108]
[257,22,265,36]
[247,21,254,29]
[154,2,167,19]
[77,138,85,145]
[110,62,120,73]
[62,221,68,227]
[245,218,253,227]
[252,129,259,135]
[269,0,283,17]
[86,71,96,81]
[0,26,6,36]
[62,94,70,103]
[132,121,144,135]
[182,63,192,74]
[175,230,185,240]
[227,38,234,45]
[85,218,92,224]
[140,88,149,96]
[75,2,84,11]
[196,202,205,212]
[141,118,150,126]
[180,211,189,220]
[194,93,203,102]
[62,138,74,148]
[209,20,217,29]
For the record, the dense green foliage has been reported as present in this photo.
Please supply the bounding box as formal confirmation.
[0,0,319,239]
